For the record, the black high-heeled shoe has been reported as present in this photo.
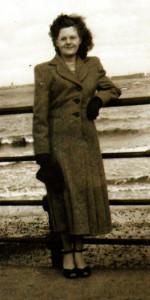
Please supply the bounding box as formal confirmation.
[62,250,78,279]
[74,249,91,278]
[62,267,78,279]
[76,265,91,277]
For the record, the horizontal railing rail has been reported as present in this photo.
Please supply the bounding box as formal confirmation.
[0,151,150,164]
[0,96,150,115]
[0,199,150,206]
[0,237,149,246]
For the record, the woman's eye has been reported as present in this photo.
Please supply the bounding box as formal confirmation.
[60,36,76,41]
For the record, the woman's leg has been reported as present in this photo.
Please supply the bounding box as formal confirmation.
[73,235,87,269]
[60,232,75,270]
[73,235,91,277]
[60,234,91,277]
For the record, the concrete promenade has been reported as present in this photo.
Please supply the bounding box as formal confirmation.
[0,266,149,300]
[0,204,149,299]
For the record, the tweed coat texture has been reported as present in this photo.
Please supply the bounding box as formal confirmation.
[33,54,121,235]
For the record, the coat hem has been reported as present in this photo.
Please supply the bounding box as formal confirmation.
[52,225,112,236]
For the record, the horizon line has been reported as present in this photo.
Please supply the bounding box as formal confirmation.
[1,72,150,89]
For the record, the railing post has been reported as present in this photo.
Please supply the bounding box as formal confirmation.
[42,195,63,268]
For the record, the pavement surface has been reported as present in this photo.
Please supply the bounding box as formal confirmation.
[0,266,150,300]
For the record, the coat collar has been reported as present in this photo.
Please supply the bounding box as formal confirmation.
[49,55,88,85]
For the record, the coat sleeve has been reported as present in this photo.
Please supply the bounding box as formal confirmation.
[32,65,50,155]
[95,57,121,106]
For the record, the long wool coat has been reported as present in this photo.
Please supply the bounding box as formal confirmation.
[33,54,121,235]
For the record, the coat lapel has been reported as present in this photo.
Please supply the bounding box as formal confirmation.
[75,57,88,82]
[49,55,88,85]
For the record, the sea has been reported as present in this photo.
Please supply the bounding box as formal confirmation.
[0,85,150,201]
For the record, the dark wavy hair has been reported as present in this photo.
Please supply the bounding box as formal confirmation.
[49,14,94,59]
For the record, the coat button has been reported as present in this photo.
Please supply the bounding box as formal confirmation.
[72,112,80,117]
[76,85,82,91]
[74,99,80,104]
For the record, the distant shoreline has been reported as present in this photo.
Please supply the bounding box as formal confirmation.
[0,83,34,90]
[111,73,150,80]
[1,72,150,90]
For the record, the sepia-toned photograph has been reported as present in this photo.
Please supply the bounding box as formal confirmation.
[0,0,150,299]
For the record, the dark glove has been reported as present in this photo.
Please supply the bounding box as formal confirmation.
[35,153,53,169]
[35,153,65,191]
[87,96,102,120]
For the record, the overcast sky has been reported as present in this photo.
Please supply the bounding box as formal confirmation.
[1,0,150,86]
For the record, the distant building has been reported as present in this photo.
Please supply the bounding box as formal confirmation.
[10,82,16,88]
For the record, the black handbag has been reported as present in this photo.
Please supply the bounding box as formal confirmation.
[36,165,65,191]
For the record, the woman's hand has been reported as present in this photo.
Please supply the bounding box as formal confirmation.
[87,96,102,120]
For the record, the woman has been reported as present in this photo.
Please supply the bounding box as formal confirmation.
[33,14,121,278]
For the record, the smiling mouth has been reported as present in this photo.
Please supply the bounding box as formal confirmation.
[64,46,74,49]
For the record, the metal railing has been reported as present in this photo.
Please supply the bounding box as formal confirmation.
[0,96,150,249]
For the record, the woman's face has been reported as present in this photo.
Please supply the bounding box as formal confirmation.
[56,26,81,58]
